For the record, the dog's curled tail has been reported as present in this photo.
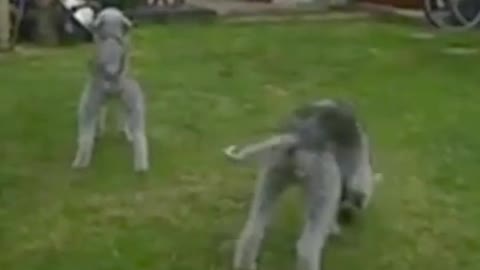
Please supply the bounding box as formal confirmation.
[223,134,298,163]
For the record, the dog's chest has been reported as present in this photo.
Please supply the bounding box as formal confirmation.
[102,80,122,94]
[88,64,126,95]
[92,77,124,96]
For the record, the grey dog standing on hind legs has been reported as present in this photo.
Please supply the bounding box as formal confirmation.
[224,99,381,270]
[72,7,149,172]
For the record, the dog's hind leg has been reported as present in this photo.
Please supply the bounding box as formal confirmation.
[72,82,104,169]
[294,150,341,270]
[121,78,149,172]
[234,164,290,270]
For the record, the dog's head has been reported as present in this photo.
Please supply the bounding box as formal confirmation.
[338,132,380,224]
[91,7,132,40]
[90,8,132,79]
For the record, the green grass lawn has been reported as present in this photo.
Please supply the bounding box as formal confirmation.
[1,19,480,270]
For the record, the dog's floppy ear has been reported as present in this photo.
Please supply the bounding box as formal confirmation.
[121,15,133,33]
[122,15,133,28]
[91,12,104,32]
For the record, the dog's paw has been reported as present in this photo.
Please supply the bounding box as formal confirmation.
[233,238,258,270]
[134,164,149,173]
[329,222,342,236]
[135,168,149,173]
[123,127,133,142]
[72,159,89,169]
[233,261,257,270]
[134,162,149,173]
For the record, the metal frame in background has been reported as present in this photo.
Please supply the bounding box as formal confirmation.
[450,0,480,28]
[423,0,480,30]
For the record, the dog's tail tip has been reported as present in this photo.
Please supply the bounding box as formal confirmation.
[223,145,242,160]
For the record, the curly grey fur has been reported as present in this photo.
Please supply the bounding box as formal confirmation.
[225,99,376,270]
[72,8,149,172]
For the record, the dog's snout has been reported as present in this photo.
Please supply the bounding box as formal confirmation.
[341,189,366,210]
[351,191,366,209]
[105,63,119,77]
[338,191,365,225]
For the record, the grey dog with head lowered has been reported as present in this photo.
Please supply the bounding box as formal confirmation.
[72,7,149,172]
[224,99,377,270]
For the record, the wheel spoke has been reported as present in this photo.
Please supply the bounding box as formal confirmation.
[449,0,480,28]
[424,0,480,30]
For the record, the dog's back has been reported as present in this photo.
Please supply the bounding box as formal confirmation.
[224,99,365,165]
[282,100,372,214]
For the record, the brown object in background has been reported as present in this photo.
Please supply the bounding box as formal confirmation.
[32,0,60,46]
[0,0,10,50]
[358,0,421,9]
[245,0,273,3]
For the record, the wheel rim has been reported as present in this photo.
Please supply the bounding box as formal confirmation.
[449,0,480,28]
[423,0,470,30]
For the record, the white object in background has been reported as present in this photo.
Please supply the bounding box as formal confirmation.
[60,0,95,29]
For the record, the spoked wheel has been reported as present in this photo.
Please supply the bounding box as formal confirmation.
[423,0,461,29]
[450,0,480,29]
